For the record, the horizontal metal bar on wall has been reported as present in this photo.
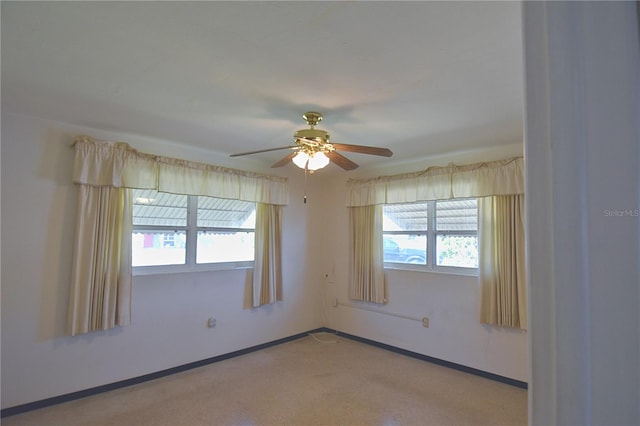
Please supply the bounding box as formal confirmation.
[335,300,423,323]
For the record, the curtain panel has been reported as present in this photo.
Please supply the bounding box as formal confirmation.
[252,203,283,306]
[346,157,524,206]
[349,205,386,304]
[67,185,132,336]
[73,135,289,205]
[478,195,527,329]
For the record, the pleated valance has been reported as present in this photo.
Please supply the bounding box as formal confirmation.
[346,157,523,206]
[73,135,289,205]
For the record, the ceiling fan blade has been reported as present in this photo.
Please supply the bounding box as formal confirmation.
[271,152,297,168]
[331,143,393,157]
[230,145,297,157]
[326,151,359,170]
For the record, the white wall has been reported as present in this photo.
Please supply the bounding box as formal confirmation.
[0,112,323,408]
[523,2,640,425]
[310,167,528,383]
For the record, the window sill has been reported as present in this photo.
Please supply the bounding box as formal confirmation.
[133,261,254,276]
[384,263,478,277]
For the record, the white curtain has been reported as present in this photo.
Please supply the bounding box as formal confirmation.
[346,157,524,207]
[349,205,386,304]
[69,136,289,335]
[73,135,289,205]
[252,203,283,306]
[67,185,132,336]
[478,195,527,329]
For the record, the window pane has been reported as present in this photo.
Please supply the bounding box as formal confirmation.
[436,234,478,268]
[383,202,429,231]
[197,197,255,228]
[383,234,427,264]
[436,199,477,231]
[132,230,186,266]
[197,231,255,263]
[133,190,187,226]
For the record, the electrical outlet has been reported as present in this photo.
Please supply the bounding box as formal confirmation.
[207,318,216,328]
[422,317,429,328]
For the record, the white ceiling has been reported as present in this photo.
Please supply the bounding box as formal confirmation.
[2,1,524,173]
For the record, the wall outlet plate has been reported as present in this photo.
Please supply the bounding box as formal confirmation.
[422,317,429,328]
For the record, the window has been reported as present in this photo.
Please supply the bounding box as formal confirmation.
[383,199,478,273]
[383,201,429,265]
[132,189,255,272]
[435,199,478,268]
[195,196,255,264]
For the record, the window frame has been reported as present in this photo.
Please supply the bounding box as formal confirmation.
[383,199,478,276]
[133,194,255,276]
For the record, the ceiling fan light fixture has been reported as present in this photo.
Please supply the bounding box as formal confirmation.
[307,151,330,170]
[292,151,309,169]
[292,150,330,171]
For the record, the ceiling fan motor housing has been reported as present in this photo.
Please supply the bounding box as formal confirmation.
[294,128,330,144]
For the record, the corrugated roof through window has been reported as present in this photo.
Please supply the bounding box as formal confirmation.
[132,190,256,228]
[436,199,477,231]
[133,189,187,227]
[197,197,255,228]
[383,202,429,231]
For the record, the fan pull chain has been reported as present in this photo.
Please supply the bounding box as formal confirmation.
[303,162,308,203]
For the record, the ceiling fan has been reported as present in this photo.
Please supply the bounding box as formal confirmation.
[230,112,393,171]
